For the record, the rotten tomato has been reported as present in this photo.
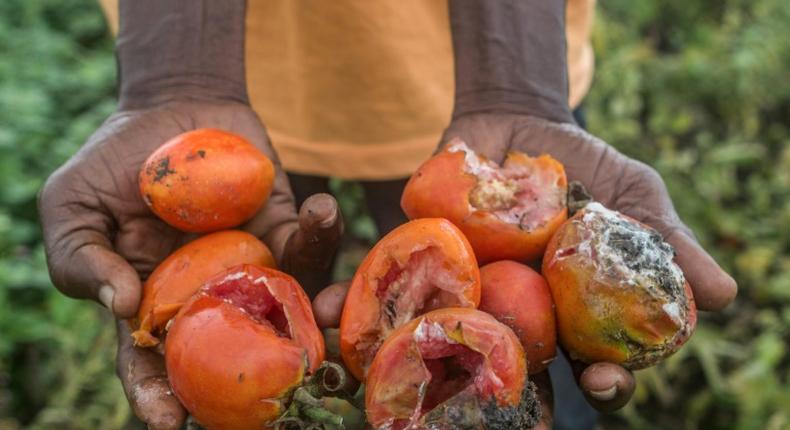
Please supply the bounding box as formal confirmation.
[401,139,568,264]
[365,308,540,430]
[542,202,697,369]
[339,218,481,381]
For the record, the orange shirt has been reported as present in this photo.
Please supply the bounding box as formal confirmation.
[100,0,595,180]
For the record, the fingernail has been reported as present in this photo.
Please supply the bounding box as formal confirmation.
[98,285,115,311]
[318,204,338,229]
[588,385,617,401]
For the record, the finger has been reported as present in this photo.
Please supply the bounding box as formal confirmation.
[666,230,737,311]
[116,321,187,430]
[39,176,142,318]
[578,362,635,412]
[281,194,344,295]
[530,370,554,429]
[312,281,351,329]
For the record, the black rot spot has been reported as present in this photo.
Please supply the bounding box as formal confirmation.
[237,372,245,383]
[153,157,176,182]
[185,150,206,161]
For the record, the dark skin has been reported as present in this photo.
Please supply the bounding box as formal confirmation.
[38,0,736,428]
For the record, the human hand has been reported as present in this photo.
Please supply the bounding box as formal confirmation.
[441,112,737,411]
[312,282,555,429]
[40,99,343,429]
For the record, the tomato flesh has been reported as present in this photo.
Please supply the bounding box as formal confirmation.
[205,272,291,337]
[454,141,566,231]
[377,247,470,330]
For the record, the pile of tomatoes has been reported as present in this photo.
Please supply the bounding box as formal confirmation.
[130,129,697,430]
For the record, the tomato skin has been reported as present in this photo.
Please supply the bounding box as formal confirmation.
[165,265,324,430]
[542,206,697,369]
[479,260,557,373]
[139,128,275,233]
[339,218,481,381]
[365,308,527,429]
[131,230,275,347]
[401,143,568,264]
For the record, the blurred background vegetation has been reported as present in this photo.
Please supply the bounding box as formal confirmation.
[0,0,787,429]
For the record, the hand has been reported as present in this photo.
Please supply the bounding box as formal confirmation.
[39,99,343,429]
[442,112,737,411]
[312,283,555,428]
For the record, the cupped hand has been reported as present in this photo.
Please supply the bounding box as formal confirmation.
[442,112,737,411]
[312,282,555,429]
[39,99,343,429]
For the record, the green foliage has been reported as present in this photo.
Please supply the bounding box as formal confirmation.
[0,0,787,429]
[588,0,790,428]
[0,0,127,428]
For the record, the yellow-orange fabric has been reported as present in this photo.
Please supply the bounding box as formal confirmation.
[100,0,595,180]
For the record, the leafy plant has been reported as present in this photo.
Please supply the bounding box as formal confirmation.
[0,0,787,429]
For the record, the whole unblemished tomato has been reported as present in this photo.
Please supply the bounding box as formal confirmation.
[139,128,275,233]
[165,264,324,430]
[365,308,541,430]
[543,202,697,369]
[479,260,557,374]
[131,230,276,347]
[401,139,568,264]
[339,218,481,381]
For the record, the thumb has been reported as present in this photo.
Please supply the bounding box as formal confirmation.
[58,243,142,318]
[40,173,141,318]
[281,193,344,294]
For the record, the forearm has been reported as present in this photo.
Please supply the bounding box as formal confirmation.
[448,0,573,124]
[117,0,248,109]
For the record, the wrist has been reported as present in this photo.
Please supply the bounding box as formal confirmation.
[116,0,248,110]
[453,89,573,124]
[449,0,574,124]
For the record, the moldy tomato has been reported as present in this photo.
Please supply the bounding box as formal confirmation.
[139,128,275,232]
[131,230,275,347]
[401,139,567,264]
[365,308,540,430]
[165,264,324,430]
[340,218,481,381]
[479,260,557,374]
[543,202,697,369]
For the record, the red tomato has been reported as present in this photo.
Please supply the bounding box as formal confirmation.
[139,128,274,232]
[165,265,324,430]
[402,139,567,264]
[131,230,275,347]
[479,260,557,373]
[339,218,481,381]
[365,308,540,429]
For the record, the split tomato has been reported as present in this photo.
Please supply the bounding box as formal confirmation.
[165,264,324,430]
[132,230,275,347]
[365,308,540,429]
[401,139,567,264]
[339,218,481,381]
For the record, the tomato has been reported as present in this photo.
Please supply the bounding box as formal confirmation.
[165,264,324,430]
[542,202,697,369]
[365,308,540,430]
[479,260,557,373]
[139,128,275,232]
[401,139,567,264]
[339,218,481,381]
[131,230,275,347]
